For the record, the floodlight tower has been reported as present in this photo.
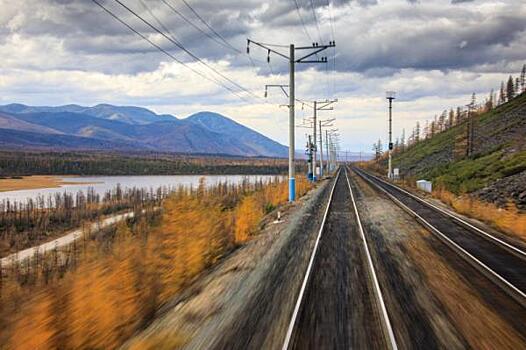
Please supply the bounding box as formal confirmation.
[386,91,396,179]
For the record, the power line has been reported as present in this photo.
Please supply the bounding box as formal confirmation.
[309,0,323,43]
[110,0,262,100]
[159,0,239,54]
[139,0,228,78]
[179,0,239,53]
[291,0,315,43]
[160,0,267,76]
[91,0,253,103]
[326,0,336,97]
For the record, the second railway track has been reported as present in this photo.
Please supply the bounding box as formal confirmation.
[353,167,526,307]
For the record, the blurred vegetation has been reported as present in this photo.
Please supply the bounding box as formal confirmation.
[434,188,526,240]
[0,176,312,349]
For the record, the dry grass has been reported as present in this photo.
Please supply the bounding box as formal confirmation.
[434,188,526,241]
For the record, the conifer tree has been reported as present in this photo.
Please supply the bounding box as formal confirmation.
[485,89,494,111]
[507,75,515,101]
[521,64,526,92]
[499,81,505,104]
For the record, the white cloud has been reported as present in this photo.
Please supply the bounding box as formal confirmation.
[0,0,525,152]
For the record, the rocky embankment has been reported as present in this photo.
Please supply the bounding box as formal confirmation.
[474,170,526,210]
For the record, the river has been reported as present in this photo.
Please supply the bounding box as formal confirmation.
[0,174,282,205]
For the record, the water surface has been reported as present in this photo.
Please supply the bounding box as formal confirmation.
[0,175,281,204]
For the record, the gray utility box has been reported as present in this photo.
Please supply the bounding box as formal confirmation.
[416,180,432,193]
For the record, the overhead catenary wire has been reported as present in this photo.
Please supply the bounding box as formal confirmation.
[160,0,267,77]
[309,0,323,43]
[291,0,315,43]
[138,0,240,83]
[91,0,254,104]
[110,0,263,101]
[159,0,240,53]
[179,0,239,53]
[325,0,336,97]
[174,0,273,83]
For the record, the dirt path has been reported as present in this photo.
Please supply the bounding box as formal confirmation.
[0,211,135,266]
[125,178,334,350]
[349,169,526,349]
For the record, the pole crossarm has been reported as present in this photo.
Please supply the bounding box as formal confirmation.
[296,43,335,63]
[315,98,338,110]
[247,39,289,60]
[248,39,335,64]
[265,84,289,98]
[320,118,335,126]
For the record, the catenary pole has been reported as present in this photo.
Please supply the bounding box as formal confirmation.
[289,44,296,201]
[312,101,317,181]
[249,39,335,199]
[325,130,330,173]
[319,120,323,177]
[386,91,396,179]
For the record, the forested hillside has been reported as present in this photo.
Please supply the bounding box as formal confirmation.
[391,91,526,209]
[0,151,292,176]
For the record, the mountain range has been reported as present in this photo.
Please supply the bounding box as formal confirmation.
[0,103,288,157]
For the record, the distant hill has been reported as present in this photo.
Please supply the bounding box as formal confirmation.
[187,112,289,157]
[392,92,526,209]
[0,103,175,125]
[0,104,288,158]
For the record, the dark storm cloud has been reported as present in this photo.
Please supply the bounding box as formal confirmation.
[1,0,525,76]
[333,3,526,75]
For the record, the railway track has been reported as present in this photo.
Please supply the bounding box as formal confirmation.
[353,167,526,308]
[282,168,398,350]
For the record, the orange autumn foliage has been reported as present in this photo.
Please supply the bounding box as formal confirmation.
[434,188,526,241]
[1,176,314,349]
[235,195,263,243]
[9,292,55,349]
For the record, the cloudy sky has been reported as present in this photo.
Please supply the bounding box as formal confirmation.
[0,0,525,153]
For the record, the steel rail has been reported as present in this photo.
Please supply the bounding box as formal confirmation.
[344,167,399,350]
[359,169,526,260]
[281,168,341,350]
[353,167,526,308]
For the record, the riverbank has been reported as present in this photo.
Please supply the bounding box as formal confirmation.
[0,175,93,192]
